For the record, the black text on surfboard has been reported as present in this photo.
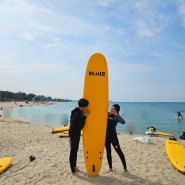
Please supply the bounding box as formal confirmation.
[89,71,106,76]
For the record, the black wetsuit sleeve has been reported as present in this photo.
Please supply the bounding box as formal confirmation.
[114,115,125,124]
[70,111,86,131]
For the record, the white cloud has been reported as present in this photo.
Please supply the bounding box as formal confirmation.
[40,39,64,48]
[133,2,169,37]
[0,0,185,101]
[0,55,19,74]
[109,61,156,84]
[96,0,118,7]
[19,23,57,41]
[179,2,185,27]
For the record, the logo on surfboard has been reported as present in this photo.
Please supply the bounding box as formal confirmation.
[89,71,106,76]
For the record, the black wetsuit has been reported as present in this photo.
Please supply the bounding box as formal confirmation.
[177,112,183,119]
[105,112,127,170]
[69,107,86,172]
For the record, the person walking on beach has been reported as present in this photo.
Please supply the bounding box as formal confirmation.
[105,104,128,174]
[177,111,183,119]
[69,98,90,175]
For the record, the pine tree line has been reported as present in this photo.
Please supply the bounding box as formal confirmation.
[0,90,72,102]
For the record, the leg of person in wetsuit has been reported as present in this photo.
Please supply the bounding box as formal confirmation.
[69,133,80,173]
[111,133,127,173]
[105,137,113,172]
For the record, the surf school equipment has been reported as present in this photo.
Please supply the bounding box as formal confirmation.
[145,126,174,137]
[0,157,12,173]
[49,126,69,133]
[57,132,69,137]
[57,131,82,137]
[156,131,174,137]
[180,132,185,140]
[145,126,158,136]
[83,53,108,176]
[165,138,185,172]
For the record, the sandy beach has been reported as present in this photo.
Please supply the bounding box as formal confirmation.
[0,102,185,185]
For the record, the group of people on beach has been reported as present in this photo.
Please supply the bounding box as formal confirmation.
[69,98,128,176]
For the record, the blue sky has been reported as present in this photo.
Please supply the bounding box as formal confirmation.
[0,0,185,102]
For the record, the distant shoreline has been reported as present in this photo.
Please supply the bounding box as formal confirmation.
[0,101,58,120]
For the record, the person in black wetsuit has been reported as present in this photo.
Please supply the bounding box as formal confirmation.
[69,98,90,175]
[105,104,128,174]
[177,112,183,119]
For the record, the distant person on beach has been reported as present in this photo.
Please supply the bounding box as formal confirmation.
[105,104,128,174]
[69,98,90,175]
[177,112,183,119]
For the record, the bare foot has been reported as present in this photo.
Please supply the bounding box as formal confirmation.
[71,172,77,176]
[71,167,80,176]
[106,169,113,173]
[71,171,81,177]
[75,167,80,172]
[123,169,128,174]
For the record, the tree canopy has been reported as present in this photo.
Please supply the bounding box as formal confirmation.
[0,90,72,102]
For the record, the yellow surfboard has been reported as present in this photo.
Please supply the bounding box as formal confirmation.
[57,132,69,137]
[0,157,12,173]
[165,139,185,172]
[156,131,174,137]
[57,131,82,137]
[83,53,108,176]
[49,126,70,133]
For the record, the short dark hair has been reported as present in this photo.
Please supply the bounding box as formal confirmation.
[112,104,120,112]
[78,98,89,107]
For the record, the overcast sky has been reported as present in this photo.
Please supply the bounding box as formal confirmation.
[0,0,185,102]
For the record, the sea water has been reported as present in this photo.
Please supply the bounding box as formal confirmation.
[10,102,185,138]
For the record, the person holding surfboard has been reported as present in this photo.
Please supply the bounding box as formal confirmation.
[69,98,90,175]
[105,104,128,174]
